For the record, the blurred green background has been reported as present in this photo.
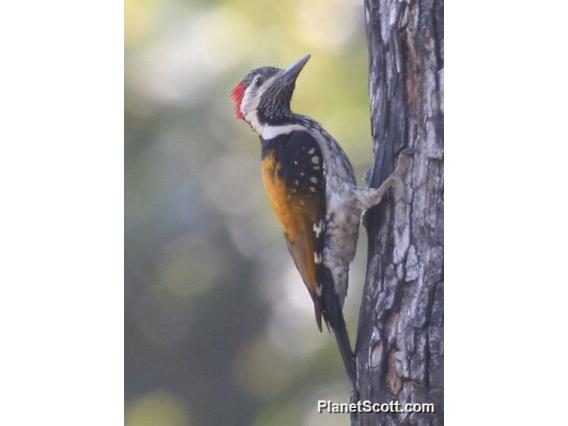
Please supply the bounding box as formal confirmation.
[125,0,374,424]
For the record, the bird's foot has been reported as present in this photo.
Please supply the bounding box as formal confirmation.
[394,147,414,177]
[390,148,413,204]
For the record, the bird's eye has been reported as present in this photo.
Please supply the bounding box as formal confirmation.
[255,77,264,87]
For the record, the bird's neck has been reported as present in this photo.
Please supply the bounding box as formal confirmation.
[248,110,308,141]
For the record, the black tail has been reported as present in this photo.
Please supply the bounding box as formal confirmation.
[319,266,356,388]
[331,316,356,387]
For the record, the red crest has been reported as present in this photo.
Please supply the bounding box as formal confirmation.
[230,81,245,120]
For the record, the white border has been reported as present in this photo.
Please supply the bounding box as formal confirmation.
[0,1,123,424]
[447,1,568,424]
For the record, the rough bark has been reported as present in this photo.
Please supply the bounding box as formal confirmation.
[353,0,443,425]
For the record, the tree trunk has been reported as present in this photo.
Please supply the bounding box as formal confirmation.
[353,0,443,425]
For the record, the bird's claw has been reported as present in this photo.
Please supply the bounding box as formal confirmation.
[394,147,414,177]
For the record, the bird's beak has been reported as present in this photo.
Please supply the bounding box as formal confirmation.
[278,54,311,85]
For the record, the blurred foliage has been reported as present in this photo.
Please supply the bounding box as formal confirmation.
[125,0,374,424]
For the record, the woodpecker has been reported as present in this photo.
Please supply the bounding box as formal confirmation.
[231,54,406,387]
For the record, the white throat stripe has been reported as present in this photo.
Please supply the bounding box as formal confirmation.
[262,124,306,140]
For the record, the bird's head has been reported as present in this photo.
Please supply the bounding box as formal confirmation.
[231,54,310,133]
